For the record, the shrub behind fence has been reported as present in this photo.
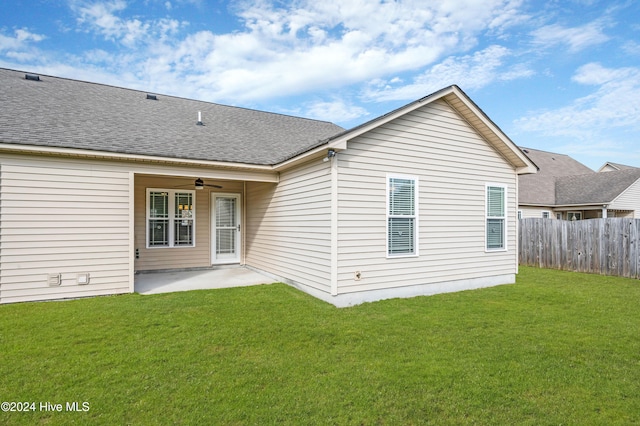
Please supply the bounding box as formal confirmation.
[519,218,640,279]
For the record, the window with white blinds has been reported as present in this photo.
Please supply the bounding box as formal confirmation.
[147,189,195,248]
[387,175,418,257]
[486,185,506,251]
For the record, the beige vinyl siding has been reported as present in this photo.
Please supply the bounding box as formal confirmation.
[0,155,131,303]
[245,159,331,292]
[336,99,518,294]
[609,178,640,216]
[134,176,245,271]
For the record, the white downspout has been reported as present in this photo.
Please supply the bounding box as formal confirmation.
[330,153,339,296]
[242,181,247,265]
[514,173,519,274]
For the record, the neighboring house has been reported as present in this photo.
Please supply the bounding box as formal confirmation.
[518,147,640,220]
[598,161,639,173]
[0,68,536,306]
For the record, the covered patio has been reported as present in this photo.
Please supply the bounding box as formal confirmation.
[134,266,278,295]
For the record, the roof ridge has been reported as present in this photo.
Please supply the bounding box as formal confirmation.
[519,146,574,157]
[0,67,339,126]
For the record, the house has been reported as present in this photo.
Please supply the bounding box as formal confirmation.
[598,161,639,173]
[0,68,536,306]
[518,147,640,220]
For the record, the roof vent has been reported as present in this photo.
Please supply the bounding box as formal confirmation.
[197,111,203,126]
[25,73,40,81]
[522,149,529,154]
[146,94,158,100]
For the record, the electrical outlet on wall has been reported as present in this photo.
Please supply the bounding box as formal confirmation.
[354,271,362,281]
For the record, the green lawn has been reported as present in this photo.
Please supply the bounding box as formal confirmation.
[1,266,639,425]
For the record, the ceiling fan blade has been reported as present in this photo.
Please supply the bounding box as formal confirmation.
[171,179,223,189]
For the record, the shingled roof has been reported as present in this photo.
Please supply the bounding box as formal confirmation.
[518,147,640,206]
[518,147,594,205]
[556,168,640,205]
[0,68,344,165]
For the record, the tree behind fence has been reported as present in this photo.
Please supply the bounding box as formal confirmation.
[519,218,640,279]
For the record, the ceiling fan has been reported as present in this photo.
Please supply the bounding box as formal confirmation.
[194,178,222,189]
[175,178,223,190]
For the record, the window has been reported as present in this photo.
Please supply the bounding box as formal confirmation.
[567,211,582,221]
[387,175,418,257]
[517,210,522,219]
[486,185,506,251]
[147,189,195,248]
[542,211,550,219]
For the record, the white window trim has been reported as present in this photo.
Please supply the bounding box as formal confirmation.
[485,183,507,253]
[146,188,196,249]
[386,174,419,258]
[542,210,551,219]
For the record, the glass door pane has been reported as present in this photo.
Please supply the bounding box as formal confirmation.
[214,196,239,261]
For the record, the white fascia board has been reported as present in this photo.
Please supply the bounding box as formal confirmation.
[273,139,347,171]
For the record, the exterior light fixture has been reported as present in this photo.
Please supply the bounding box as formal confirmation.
[195,178,204,189]
[323,149,336,162]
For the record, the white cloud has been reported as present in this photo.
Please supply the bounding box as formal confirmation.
[302,98,370,122]
[515,63,640,138]
[362,45,534,102]
[185,0,528,102]
[51,0,528,104]
[622,40,640,56]
[530,20,610,52]
[0,28,46,51]
[70,0,184,48]
[0,28,46,62]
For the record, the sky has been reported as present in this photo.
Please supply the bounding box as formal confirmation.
[1,0,639,171]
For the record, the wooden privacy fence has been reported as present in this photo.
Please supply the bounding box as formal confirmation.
[519,218,640,279]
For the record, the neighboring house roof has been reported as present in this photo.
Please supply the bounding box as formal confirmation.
[598,161,640,172]
[518,147,594,205]
[556,168,640,205]
[0,68,344,165]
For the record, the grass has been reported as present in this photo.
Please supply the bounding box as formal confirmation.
[1,266,639,425]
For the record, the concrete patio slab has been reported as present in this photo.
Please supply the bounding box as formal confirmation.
[135,267,278,295]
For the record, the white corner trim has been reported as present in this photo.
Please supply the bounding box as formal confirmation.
[128,171,136,294]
